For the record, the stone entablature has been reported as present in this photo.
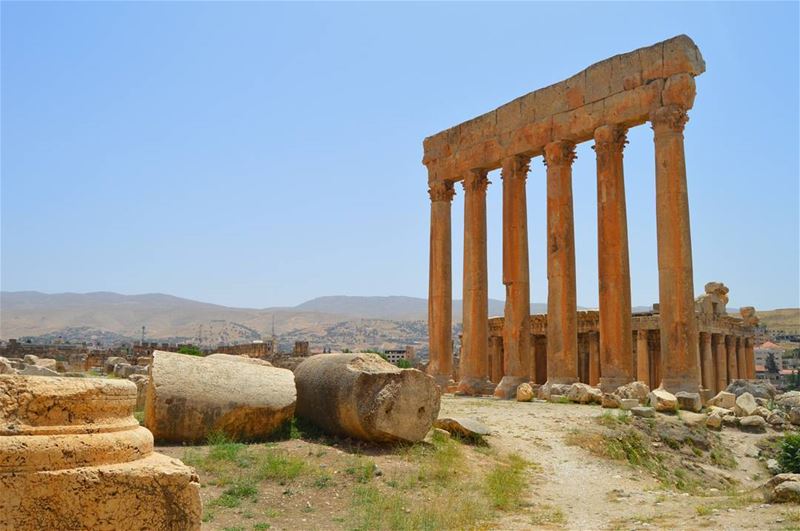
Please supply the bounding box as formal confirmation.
[423,35,704,181]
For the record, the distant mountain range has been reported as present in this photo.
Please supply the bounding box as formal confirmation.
[9,291,793,351]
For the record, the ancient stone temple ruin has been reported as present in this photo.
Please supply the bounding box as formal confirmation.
[424,35,756,397]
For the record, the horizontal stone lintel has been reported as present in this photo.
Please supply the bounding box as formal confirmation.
[424,35,705,182]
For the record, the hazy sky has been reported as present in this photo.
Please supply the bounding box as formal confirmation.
[2,2,798,310]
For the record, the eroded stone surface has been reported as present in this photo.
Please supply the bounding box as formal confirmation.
[0,375,200,530]
[145,350,296,443]
[294,353,440,443]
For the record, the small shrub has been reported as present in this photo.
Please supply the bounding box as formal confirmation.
[178,345,203,356]
[211,479,258,508]
[778,434,800,473]
[257,451,306,484]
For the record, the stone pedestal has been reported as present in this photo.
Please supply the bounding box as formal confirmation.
[651,105,700,393]
[457,169,492,395]
[496,156,532,399]
[427,180,455,389]
[544,141,579,386]
[594,125,634,392]
[0,375,201,530]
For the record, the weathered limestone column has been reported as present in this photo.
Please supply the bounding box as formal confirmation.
[745,337,755,379]
[713,333,727,393]
[725,335,737,383]
[427,179,455,388]
[636,329,650,386]
[544,140,579,386]
[495,155,532,398]
[699,331,714,391]
[736,336,747,380]
[594,125,634,392]
[651,105,700,393]
[588,331,600,386]
[457,169,492,395]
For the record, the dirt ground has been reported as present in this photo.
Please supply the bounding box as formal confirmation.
[159,395,798,530]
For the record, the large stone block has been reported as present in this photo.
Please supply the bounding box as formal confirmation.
[294,353,440,443]
[0,375,200,530]
[145,350,296,443]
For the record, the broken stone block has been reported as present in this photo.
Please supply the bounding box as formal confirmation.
[19,365,59,377]
[790,408,800,426]
[739,415,767,433]
[516,383,534,402]
[706,412,723,430]
[434,417,491,440]
[206,353,273,366]
[294,353,440,443]
[145,350,296,443]
[104,356,127,374]
[538,382,571,401]
[707,391,736,410]
[726,380,776,399]
[615,381,650,403]
[0,375,201,529]
[566,383,602,404]
[764,474,800,503]
[777,391,800,409]
[680,411,707,428]
[648,388,677,412]
[602,393,621,409]
[619,398,639,411]
[734,392,758,417]
[0,357,16,375]
[675,391,702,412]
[722,414,739,427]
[631,406,656,418]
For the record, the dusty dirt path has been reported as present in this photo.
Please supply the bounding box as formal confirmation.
[440,395,792,530]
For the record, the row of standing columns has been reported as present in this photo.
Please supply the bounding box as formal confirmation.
[428,104,705,396]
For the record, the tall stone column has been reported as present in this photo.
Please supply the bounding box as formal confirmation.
[427,180,455,388]
[588,331,600,386]
[736,336,747,380]
[457,169,492,395]
[651,105,700,393]
[594,125,634,392]
[495,155,532,398]
[700,332,714,392]
[544,140,579,387]
[725,335,737,383]
[713,333,727,393]
[745,337,755,379]
[636,330,650,387]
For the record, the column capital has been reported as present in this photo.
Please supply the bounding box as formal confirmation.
[462,168,490,193]
[543,140,577,167]
[592,125,628,154]
[428,180,455,202]
[501,155,531,182]
[650,104,689,134]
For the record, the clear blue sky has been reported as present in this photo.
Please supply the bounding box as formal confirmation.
[2,2,798,311]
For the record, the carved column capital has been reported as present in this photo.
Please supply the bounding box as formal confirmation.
[501,155,531,182]
[543,140,577,167]
[650,105,689,134]
[592,125,628,157]
[428,180,455,202]
[462,169,490,193]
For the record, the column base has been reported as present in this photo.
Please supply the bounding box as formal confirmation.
[432,374,455,391]
[493,376,529,400]
[659,377,702,396]
[599,376,633,394]
[455,377,494,396]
